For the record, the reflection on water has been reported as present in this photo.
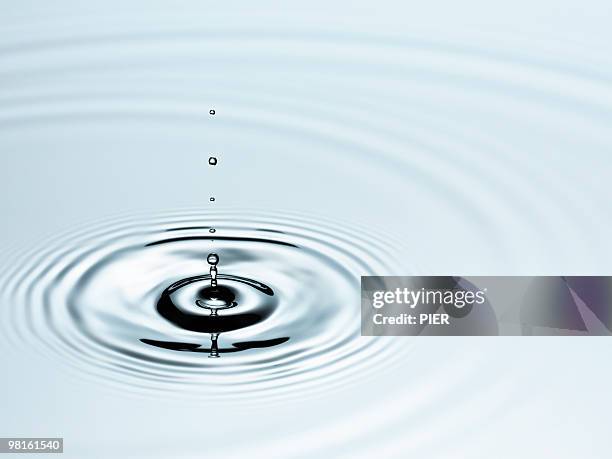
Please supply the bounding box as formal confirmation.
[141,337,290,356]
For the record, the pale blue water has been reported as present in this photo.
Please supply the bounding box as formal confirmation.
[1,1,612,458]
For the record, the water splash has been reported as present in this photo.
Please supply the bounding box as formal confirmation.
[0,209,408,399]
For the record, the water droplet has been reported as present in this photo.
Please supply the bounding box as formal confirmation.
[208,157,218,166]
[210,197,215,202]
[207,253,219,287]
[209,228,216,234]
[209,109,215,115]
[209,333,220,358]
[207,253,219,266]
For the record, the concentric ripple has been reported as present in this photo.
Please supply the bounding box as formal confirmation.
[0,208,411,400]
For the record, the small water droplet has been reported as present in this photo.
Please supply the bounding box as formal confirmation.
[209,109,216,115]
[207,253,219,266]
[209,228,216,233]
[208,157,218,166]
[210,197,215,202]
